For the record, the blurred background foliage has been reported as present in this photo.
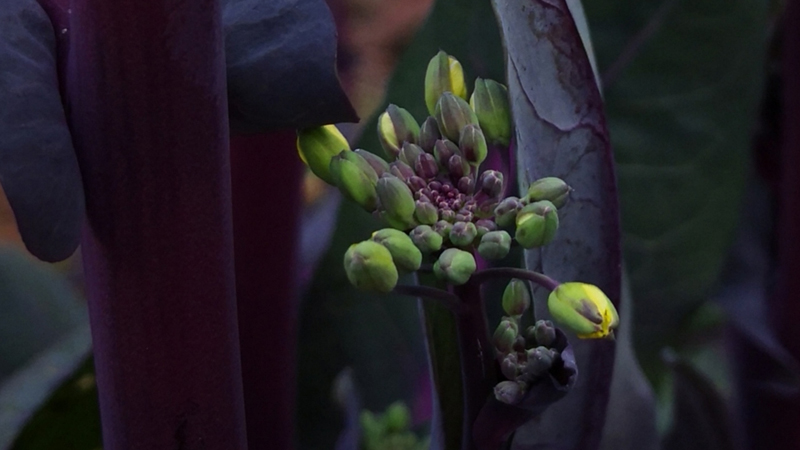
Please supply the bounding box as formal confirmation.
[0,0,781,448]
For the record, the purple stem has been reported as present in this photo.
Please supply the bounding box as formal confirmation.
[65,1,247,448]
[470,267,561,292]
[231,132,302,450]
[453,281,497,450]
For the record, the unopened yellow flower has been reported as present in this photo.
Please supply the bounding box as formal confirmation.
[424,51,467,115]
[296,125,350,185]
[547,282,619,339]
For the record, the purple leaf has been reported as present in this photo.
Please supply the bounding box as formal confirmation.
[223,0,358,131]
[0,0,84,262]
[490,0,621,449]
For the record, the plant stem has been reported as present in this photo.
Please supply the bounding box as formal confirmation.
[453,280,497,450]
[394,284,463,313]
[231,132,300,450]
[470,267,561,291]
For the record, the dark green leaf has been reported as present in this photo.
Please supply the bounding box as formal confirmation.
[0,0,84,261]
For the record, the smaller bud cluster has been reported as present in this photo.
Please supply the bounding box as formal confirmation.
[360,401,429,450]
[492,279,566,405]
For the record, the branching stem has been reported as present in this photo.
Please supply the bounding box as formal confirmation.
[470,267,561,291]
[393,284,463,313]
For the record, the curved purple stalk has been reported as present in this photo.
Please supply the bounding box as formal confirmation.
[64,0,247,448]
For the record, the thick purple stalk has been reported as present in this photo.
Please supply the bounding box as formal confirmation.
[231,132,302,450]
[453,281,496,450]
[64,1,247,448]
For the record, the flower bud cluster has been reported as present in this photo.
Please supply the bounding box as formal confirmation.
[492,279,566,405]
[296,51,573,292]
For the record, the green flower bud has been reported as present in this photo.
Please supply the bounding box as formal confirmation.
[399,142,425,168]
[378,104,420,159]
[524,347,555,376]
[424,51,467,115]
[296,125,350,185]
[433,220,453,239]
[459,124,488,167]
[548,282,619,339]
[449,221,478,247]
[410,225,443,253]
[377,175,416,230]
[384,401,412,433]
[493,319,519,353]
[470,78,511,146]
[527,177,570,208]
[329,151,379,211]
[343,241,398,293]
[355,149,390,177]
[501,353,519,380]
[502,279,531,316]
[414,200,438,225]
[494,197,522,228]
[494,380,525,405]
[514,200,559,248]
[433,248,476,285]
[478,230,511,260]
[418,117,441,153]
[532,320,556,347]
[371,228,422,272]
[434,92,479,142]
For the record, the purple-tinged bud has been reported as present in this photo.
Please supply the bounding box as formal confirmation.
[449,221,478,247]
[480,170,504,197]
[493,319,519,353]
[501,353,519,380]
[474,196,501,219]
[433,220,453,239]
[470,78,511,147]
[475,219,497,236]
[459,124,488,167]
[433,248,476,285]
[440,209,456,223]
[371,228,422,272]
[418,117,441,153]
[410,225,443,253]
[378,104,420,159]
[527,177,571,208]
[408,176,427,192]
[494,381,526,405]
[447,155,470,180]
[532,320,556,347]
[414,200,438,225]
[433,139,459,168]
[399,142,425,167]
[343,241,398,293]
[457,176,475,195]
[478,230,512,260]
[524,347,556,376]
[515,200,559,248]
[434,92,479,142]
[376,175,416,230]
[355,149,390,176]
[414,153,440,179]
[494,196,522,228]
[389,161,415,182]
[502,278,531,316]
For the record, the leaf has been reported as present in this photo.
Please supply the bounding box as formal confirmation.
[599,270,658,450]
[0,0,85,262]
[0,328,96,450]
[584,0,769,362]
[223,0,358,131]
[660,352,736,450]
[0,246,87,378]
[491,1,621,449]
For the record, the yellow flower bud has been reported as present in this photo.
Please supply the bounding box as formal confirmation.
[547,282,619,339]
[424,51,467,115]
[296,125,350,185]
